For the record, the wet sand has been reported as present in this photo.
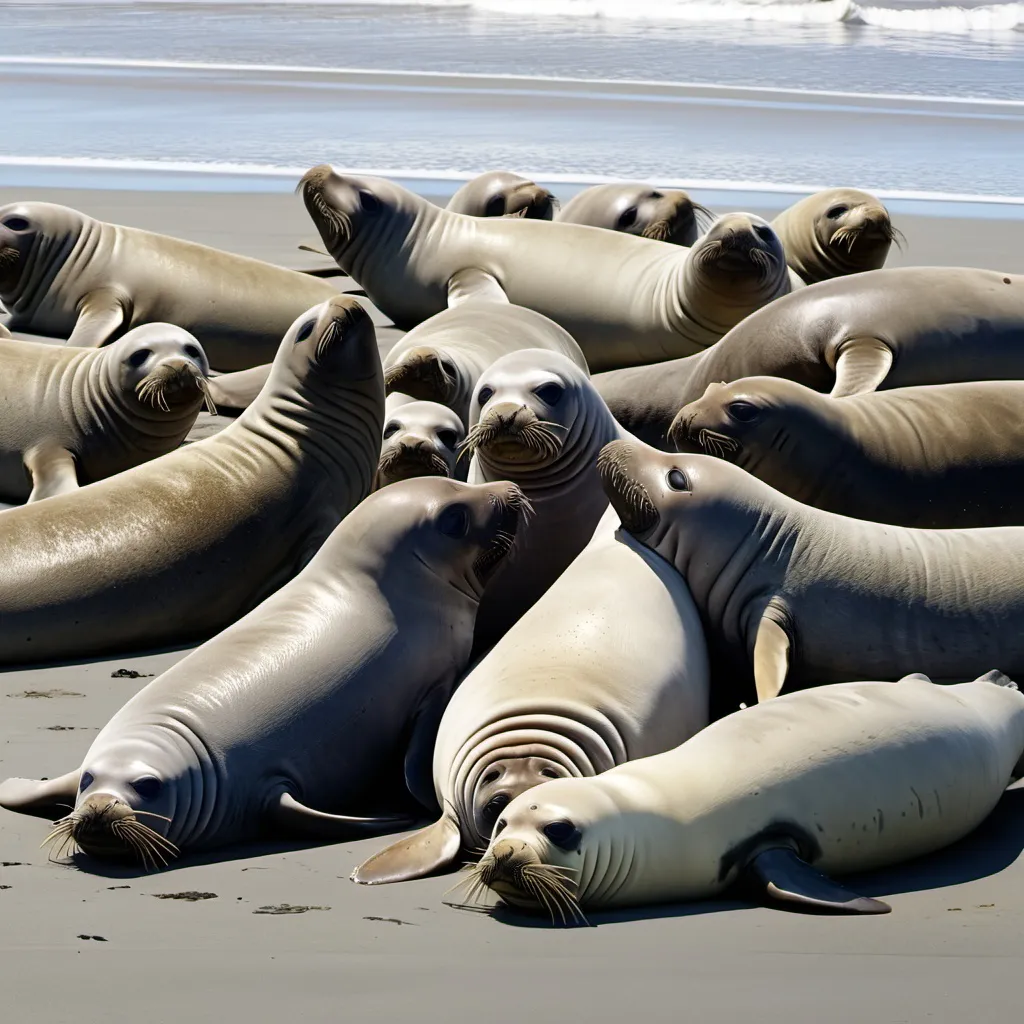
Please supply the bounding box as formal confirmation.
[2,186,1024,1023]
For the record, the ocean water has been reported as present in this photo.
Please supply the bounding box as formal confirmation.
[1,1,1022,196]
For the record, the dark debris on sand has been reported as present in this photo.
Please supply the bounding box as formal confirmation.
[152,891,218,901]
[253,904,330,915]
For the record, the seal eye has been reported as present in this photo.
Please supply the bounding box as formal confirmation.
[617,206,638,229]
[667,468,689,491]
[296,319,316,343]
[3,216,30,231]
[128,348,151,369]
[542,820,582,851]
[437,428,458,450]
[540,767,560,779]
[359,190,381,214]
[484,195,506,217]
[482,794,510,828]
[382,421,402,440]
[727,400,760,423]
[650,191,663,200]
[131,776,162,801]
[79,772,94,792]
[477,386,494,407]
[438,504,470,538]
[534,383,563,406]
[827,205,849,219]
[184,344,202,360]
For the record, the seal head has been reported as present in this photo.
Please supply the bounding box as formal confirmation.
[559,183,710,246]
[111,323,213,417]
[0,203,84,313]
[447,171,558,220]
[376,396,465,488]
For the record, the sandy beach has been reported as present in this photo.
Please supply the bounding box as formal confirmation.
[2,183,1024,1023]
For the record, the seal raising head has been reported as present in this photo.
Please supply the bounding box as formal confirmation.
[692,213,786,290]
[447,171,559,220]
[375,396,466,488]
[113,323,214,417]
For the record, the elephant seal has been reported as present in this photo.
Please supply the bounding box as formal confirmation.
[383,298,588,427]
[467,673,1024,921]
[300,166,800,371]
[464,349,624,651]
[593,267,1024,449]
[447,171,558,220]
[0,295,383,665]
[772,188,901,284]
[0,477,528,864]
[556,183,710,246]
[375,393,466,489]
[0,201,339,370]
[0,325,211,504]
[597,438,1024,709]
[672,377,1024,528]
[352,506,709,884]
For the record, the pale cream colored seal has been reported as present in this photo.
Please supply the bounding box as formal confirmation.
[447,171,558,220]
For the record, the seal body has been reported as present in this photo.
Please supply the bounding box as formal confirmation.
[593,267,1024,448]
[446,172,558,220]
[352,507,710,884]
[772,188,899,284]
[0,325,210,503]
[300,167,800,371]
[477,675,1024,916]
[599,439,1024,709]
[0,296,383,665]
[0,202,339,370]
[556,183,709,246]
[0,477,527,863]
[383,299,588,426]
[465,349,624,651]
[673,377,1024,528]
[375,393,466,489]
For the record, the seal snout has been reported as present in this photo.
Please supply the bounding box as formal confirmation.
[472,482,530,585]
[377,437,451,485]
[597,440,660,536]
[505,183,559,221]
[462,402,563,464]
[299,165,354,248]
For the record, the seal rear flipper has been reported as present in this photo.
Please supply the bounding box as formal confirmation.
[23,443,79,502]
[351,815,461,885]
[268,791,414,841]
[0,770,81,819]
[447,268,509,308]
[830,337,893,397]
[753,608,792,702]
[68,287,129,347]
[745,847,891,915]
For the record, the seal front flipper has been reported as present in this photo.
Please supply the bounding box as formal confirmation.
[403,685,454,813]
[0,771,81,819]
[830,336,893,398]
[23,443,79,502]
[753,604,792,702]
[745,847,891,915]
[351,815,461,885]
[447,268,508,308]
[67,288,129,347]
[268,791,414,841]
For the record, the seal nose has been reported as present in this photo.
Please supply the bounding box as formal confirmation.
[487,402,529,430]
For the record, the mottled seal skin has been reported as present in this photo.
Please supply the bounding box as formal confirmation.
[471,674,1024,921]
[0,325,211,504]
[672,377,1024,528]
[352,506,709,885]
[0,202,339,370]
[375,393,466,489]
[593,267,1024,449]
[772,188,901,284]
[383,298,588,427]
[464,349,625,653]
[0,295,383,666]
[556,183,710,246]
[300,166,800,371]
[0,477,528,865]
[598,438,1024,710]
[447,171,558,220]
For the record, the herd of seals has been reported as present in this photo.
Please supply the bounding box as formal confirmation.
[1,168,1023,924]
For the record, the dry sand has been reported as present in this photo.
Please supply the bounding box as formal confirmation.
[2,187,1024,1024]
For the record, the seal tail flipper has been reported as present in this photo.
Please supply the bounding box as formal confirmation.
[745,847,891,915]
[0,771,81,819]
[830,336,893,397]
[351,815,462,885]
[753,609,791,702]
[447,268,509,308]
[269,791,415,841]
[68,287,129,347]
